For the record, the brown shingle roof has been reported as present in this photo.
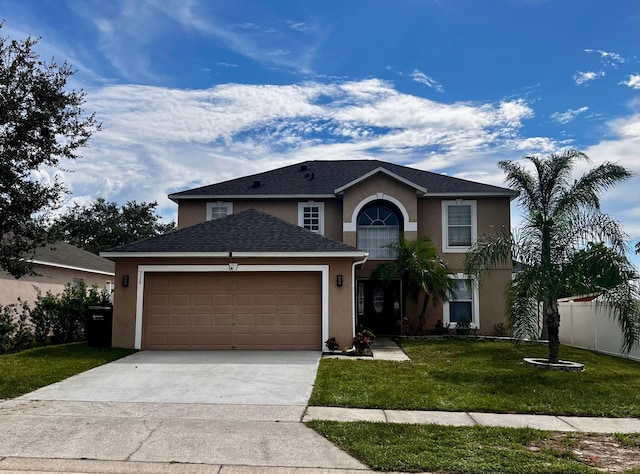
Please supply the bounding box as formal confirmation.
[169,159,514,199]
[34,242,115,274]
[102,209,363,255]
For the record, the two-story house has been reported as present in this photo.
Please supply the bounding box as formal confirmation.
[103,160,514,350]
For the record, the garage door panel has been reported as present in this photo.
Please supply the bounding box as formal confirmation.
[148,313,168,326]
[143,272,321,350]
[214,313,233,327]
[170,313,190,327]
[192,313,212,326]
[192,294,212,306]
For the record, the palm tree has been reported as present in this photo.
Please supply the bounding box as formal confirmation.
[374,237,456,334]
[464,150,640,363]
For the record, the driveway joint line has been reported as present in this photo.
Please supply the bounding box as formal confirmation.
[466,412,480,426]
[556,416,584,432]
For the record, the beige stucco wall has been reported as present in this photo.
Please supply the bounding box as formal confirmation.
[0,265,114,308]
[111,256,357,350]
[177,199,345,241]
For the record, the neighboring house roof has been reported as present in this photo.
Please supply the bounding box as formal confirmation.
[101,209,366,258]
[33,242,115,275]
[169,159,515,200]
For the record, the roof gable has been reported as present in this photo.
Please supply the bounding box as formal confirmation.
[169,160,514,200]
[333,167,427,195]
[101,209,364,257]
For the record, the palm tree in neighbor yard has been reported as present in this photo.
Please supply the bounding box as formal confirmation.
[464,150,640,363]
[374,237,456,334]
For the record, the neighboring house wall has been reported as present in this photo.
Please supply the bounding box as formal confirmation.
[0,265,114,308]
[111,256,356,349]
[558,299,640,362]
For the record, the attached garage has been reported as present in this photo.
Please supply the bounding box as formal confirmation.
[102,210,367,351]
[143,272,321,350]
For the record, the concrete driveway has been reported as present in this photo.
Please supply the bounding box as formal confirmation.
[0,350,367,470]
[20,350,321,405]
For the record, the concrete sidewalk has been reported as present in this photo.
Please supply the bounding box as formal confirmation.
[304,406,640,433]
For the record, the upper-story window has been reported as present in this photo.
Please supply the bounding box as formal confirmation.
[357,204,400,259]
[442,200,477,253]
[298,201,325,234]
[206,201,233,221]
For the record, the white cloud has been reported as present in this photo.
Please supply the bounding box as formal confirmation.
[63,79,547,219]
[410,70,444,92]
[551,106,589,124]
[584,48,626,66]
[574,71,605,85]
[619,74,640,90]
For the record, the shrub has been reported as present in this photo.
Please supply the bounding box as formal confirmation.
[432,319,450,335]
[325,337,340,351]
[493,322,511,337]
[352,330,374,355]
[0,302,33,354]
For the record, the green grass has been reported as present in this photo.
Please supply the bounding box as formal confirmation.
[309,339,640,417]
[308,421,598,473]
[0,343,136,399]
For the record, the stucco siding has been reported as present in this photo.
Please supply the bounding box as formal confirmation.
[0,265,114,308]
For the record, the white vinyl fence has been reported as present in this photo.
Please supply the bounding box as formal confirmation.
[558,299,640,362]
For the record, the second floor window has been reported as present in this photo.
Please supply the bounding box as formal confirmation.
[298,201,325,234]
[357,205,399,259]
[206,201,233,221]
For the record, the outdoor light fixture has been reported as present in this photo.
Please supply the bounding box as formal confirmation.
[122,275,129,287]
[336,274,343,287]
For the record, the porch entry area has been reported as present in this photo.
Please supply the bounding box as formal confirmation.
[356,279,401,336]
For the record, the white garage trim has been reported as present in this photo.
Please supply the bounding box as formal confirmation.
[135,264,329,350]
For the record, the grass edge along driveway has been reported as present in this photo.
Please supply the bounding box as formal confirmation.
[309,339,640,417]
[0,343,136,399]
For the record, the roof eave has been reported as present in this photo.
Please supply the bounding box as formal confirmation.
[169,193,337,202]
[100,251,367,259]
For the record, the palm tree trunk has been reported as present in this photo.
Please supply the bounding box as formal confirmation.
[544,297,560,363]
[418,293,430,335]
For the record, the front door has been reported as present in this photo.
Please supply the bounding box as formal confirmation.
[356,280,401,335]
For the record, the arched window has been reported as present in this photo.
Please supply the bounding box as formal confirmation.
[357,204,400,259]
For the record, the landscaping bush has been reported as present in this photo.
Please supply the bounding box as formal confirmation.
[0,282,111,353]
[0,302,33,354]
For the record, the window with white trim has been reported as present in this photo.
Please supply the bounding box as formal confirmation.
[357,205,400,259]
[206,201,233,221]
[443,276,479,328]
[298,201,325,234]
[442,200,477,253]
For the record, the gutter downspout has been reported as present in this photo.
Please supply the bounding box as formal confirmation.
[351,254,369,337]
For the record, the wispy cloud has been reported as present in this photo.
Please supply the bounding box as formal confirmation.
[551,106,589,124]
[58,79,546,216]
[584,48,626,66]
[574,70,605,85]
[619,74,640,90]
[410,70,444,92]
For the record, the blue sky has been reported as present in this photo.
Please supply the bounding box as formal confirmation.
[3,0,639,266]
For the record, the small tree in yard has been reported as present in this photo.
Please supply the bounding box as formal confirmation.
[0,24,99,277]
[464,150,640,364]
[374,237,457,334]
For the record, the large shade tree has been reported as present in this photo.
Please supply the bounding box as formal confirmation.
[464,150,640,363]
[50,198,176,254]
[0,25,99,277]
[374,237,456,334]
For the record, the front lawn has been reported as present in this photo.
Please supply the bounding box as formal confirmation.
[308,421,639,473]
[309,339,640,417]
[0,343,136,399]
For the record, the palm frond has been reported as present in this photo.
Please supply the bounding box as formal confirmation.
[506,271,543,340]
[464,227,513,279]
[598,283,640,353]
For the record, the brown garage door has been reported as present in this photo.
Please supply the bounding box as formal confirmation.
[143,272,322,350]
